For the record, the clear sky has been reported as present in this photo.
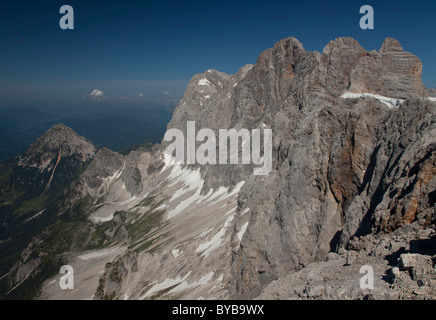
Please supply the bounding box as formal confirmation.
[0,0,435,109]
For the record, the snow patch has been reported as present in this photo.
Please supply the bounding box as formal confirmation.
[240,207,250,216]
[91,193,142,223]
[92,214,115,223]
[198,78,212,86]
[237,222,249,241]
[140,272,191,299]
[168,166,203,201]
[171,249,182,258]
[161,150,182,173]
[165,161,245,221]
[196,215,234,258]
[207,182,245,207]
[154,204,167,211]
[341,92,404,109]
[167,188,203,219]
[165,166,206,220]
[25,209,45,222]
[168,272,214,294]
[195,227,214,239]
[118,195,139,207]
[206,186,229,205]
[429,97,436,102]
[102,161,125,186]
[223,207,237,216]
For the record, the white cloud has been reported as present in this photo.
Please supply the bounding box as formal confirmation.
[90,89,104,97]
[161,91,170,95]
[138,93,144,97]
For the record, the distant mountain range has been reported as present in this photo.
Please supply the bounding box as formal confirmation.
[0,104,176,161]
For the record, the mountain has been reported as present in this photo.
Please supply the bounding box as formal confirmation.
[0,124,97,298]
[0,105,175,162]
[1,37,435,300]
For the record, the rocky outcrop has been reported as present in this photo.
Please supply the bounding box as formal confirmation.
[95,252,138,300]
[258,222,436,300]
[349,38,428,99]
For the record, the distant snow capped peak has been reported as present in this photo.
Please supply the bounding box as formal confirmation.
[90,89,104,97]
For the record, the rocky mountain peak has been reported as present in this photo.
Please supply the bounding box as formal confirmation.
[380,37,404,53]
[18,124,96,170]
[13,124,97,194]
[30,123,93,153]
[346,37,426,98]
[322,36,365,55]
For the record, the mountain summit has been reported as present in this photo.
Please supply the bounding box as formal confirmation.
[18,124,95,168]
[1,37,435,300]
[16,124,96,193]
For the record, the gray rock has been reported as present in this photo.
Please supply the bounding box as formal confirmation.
[326,252,340,261]
[349,37,427,99]
[304,282,326,298]
[410,255,435,281]
[345,251,359,266]
[391,267,401,283]
[399,253,419,270]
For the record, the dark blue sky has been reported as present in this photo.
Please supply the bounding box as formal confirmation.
[1,0,435,109]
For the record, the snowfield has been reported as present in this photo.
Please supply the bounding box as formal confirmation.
[341,92,404,108]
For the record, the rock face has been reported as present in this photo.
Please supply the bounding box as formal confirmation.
[349,37,428,99]
[2,37,435,300]
[16,124,96,194]
[163,36,434,299]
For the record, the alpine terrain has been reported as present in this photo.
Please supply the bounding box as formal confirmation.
[0,36,435,300]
